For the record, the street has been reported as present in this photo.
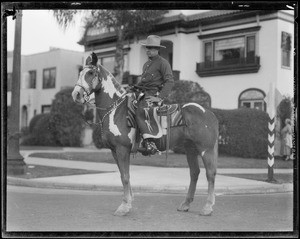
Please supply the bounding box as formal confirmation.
[5,186,293,232]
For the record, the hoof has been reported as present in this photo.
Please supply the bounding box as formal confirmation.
[177,203,190,212]
[199,205,213,216]
[199,210,212,216]
[114,203,131,216]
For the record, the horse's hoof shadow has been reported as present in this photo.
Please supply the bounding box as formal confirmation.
[199,211,213,216]
[177,208,189,212]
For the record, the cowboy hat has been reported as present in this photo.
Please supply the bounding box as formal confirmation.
[140,35,166,48]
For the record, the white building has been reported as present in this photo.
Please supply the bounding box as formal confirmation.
[7,48,84,128]
[79,10,294,111]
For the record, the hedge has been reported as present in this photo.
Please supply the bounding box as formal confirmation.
[172,107,269,158]
[21,87,86,147]
[21,113,56,146]
[212,108,269,158]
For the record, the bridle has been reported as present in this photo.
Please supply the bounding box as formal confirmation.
[75,65,127,136]
[75,65,99,102]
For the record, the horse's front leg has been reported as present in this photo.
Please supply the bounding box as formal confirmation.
[112,146,133,216]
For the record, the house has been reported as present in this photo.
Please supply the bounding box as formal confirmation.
[7,48,84,128]
[78,10,294,111]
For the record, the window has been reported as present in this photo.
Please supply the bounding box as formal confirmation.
[7,73,12,91]
[281,31,291,68]
[41,105,51,114]
[100,56,115,73]
[204,42,213,67]
[239,89,266,111]
[43,67,56,89]
[207,35,255,66]
[28,70,36,89]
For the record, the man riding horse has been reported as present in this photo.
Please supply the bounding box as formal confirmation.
[132,35,174,156]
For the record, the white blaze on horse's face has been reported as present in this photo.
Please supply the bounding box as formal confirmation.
[80,67,99,91]
[72,66,99,104]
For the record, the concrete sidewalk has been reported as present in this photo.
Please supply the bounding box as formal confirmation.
[7,148,293,195]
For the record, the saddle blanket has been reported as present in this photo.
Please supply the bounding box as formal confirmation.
[126,94,185,135]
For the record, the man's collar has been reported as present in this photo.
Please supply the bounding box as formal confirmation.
[149,55,160,61]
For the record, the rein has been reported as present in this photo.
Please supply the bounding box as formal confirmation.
[77,65,127,138]
[82,95,127,140]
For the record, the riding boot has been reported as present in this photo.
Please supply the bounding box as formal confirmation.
[137,138,159,156]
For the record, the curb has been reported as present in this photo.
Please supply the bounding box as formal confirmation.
[7,177,293,195]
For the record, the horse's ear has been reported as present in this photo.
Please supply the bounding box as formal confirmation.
[85,52,98,66]
[91,52,98,66]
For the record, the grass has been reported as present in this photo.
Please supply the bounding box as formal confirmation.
[218,173,294,184]
[28,151,294,169]
[17,146,294,183]
[12,165,112,179]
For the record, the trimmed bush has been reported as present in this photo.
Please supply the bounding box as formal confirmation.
[212,108,268,158]
[49,87,85,147]
[172,108,269,158]
[21,87,86,146]
[277,96,293,129]
[28,114,46,133]
[165,80,268,158]
[21,113,56,146]
[164,80,211,108]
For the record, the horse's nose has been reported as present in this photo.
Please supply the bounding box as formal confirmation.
[72,90,81,103]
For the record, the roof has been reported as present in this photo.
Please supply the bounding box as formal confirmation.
[157,10,243,24]
[79,10,261,45]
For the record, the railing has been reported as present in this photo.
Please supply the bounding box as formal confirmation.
[196,56,260,77]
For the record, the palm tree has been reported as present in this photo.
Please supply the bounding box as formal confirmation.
[52,9,168,82]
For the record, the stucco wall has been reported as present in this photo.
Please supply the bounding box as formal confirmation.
[276,14,294,97]
[7,49,83,127]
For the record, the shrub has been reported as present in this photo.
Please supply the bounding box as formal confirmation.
[49,87,85,147]
[28,114,46,133]
[211,108,269,158]
[173,108,268,158]
[21,87,86,146]
[277,96,293,128]
[164,80,211,108]
[21,113,56,146]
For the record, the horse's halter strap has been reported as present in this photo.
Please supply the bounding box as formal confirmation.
[75,65,100,99]
[77,65,127,133]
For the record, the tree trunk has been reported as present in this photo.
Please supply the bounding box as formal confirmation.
[114,30,124,84]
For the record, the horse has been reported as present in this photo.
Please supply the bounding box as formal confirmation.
[72,52,219,216]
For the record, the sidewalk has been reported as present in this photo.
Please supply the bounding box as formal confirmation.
[7,148,293,195]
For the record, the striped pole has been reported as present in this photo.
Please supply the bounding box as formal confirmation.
[265,82,276,182]
[267,116,275,181]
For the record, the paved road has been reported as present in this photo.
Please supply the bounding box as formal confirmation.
[5,186,294,234]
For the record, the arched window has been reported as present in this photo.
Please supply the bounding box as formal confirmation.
[238,88,266,111]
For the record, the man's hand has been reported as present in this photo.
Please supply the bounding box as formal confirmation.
[145,95,163,104]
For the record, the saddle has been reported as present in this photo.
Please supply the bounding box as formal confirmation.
[126,93,185,157]
[156,104,179,116]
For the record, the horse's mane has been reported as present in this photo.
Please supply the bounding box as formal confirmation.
[97,63,126,96]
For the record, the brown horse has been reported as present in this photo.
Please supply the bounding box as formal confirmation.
[72,53,219,216]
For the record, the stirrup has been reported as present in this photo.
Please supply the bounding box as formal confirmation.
[138,140,159,156]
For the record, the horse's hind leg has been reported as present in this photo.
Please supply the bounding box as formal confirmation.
[198,141,218,216]
[112,146,133,216]
[177,142,200,212]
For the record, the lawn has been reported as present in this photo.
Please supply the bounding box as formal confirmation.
[14,165,111,179]
[28,150,294,169]
[15,147,294,183]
